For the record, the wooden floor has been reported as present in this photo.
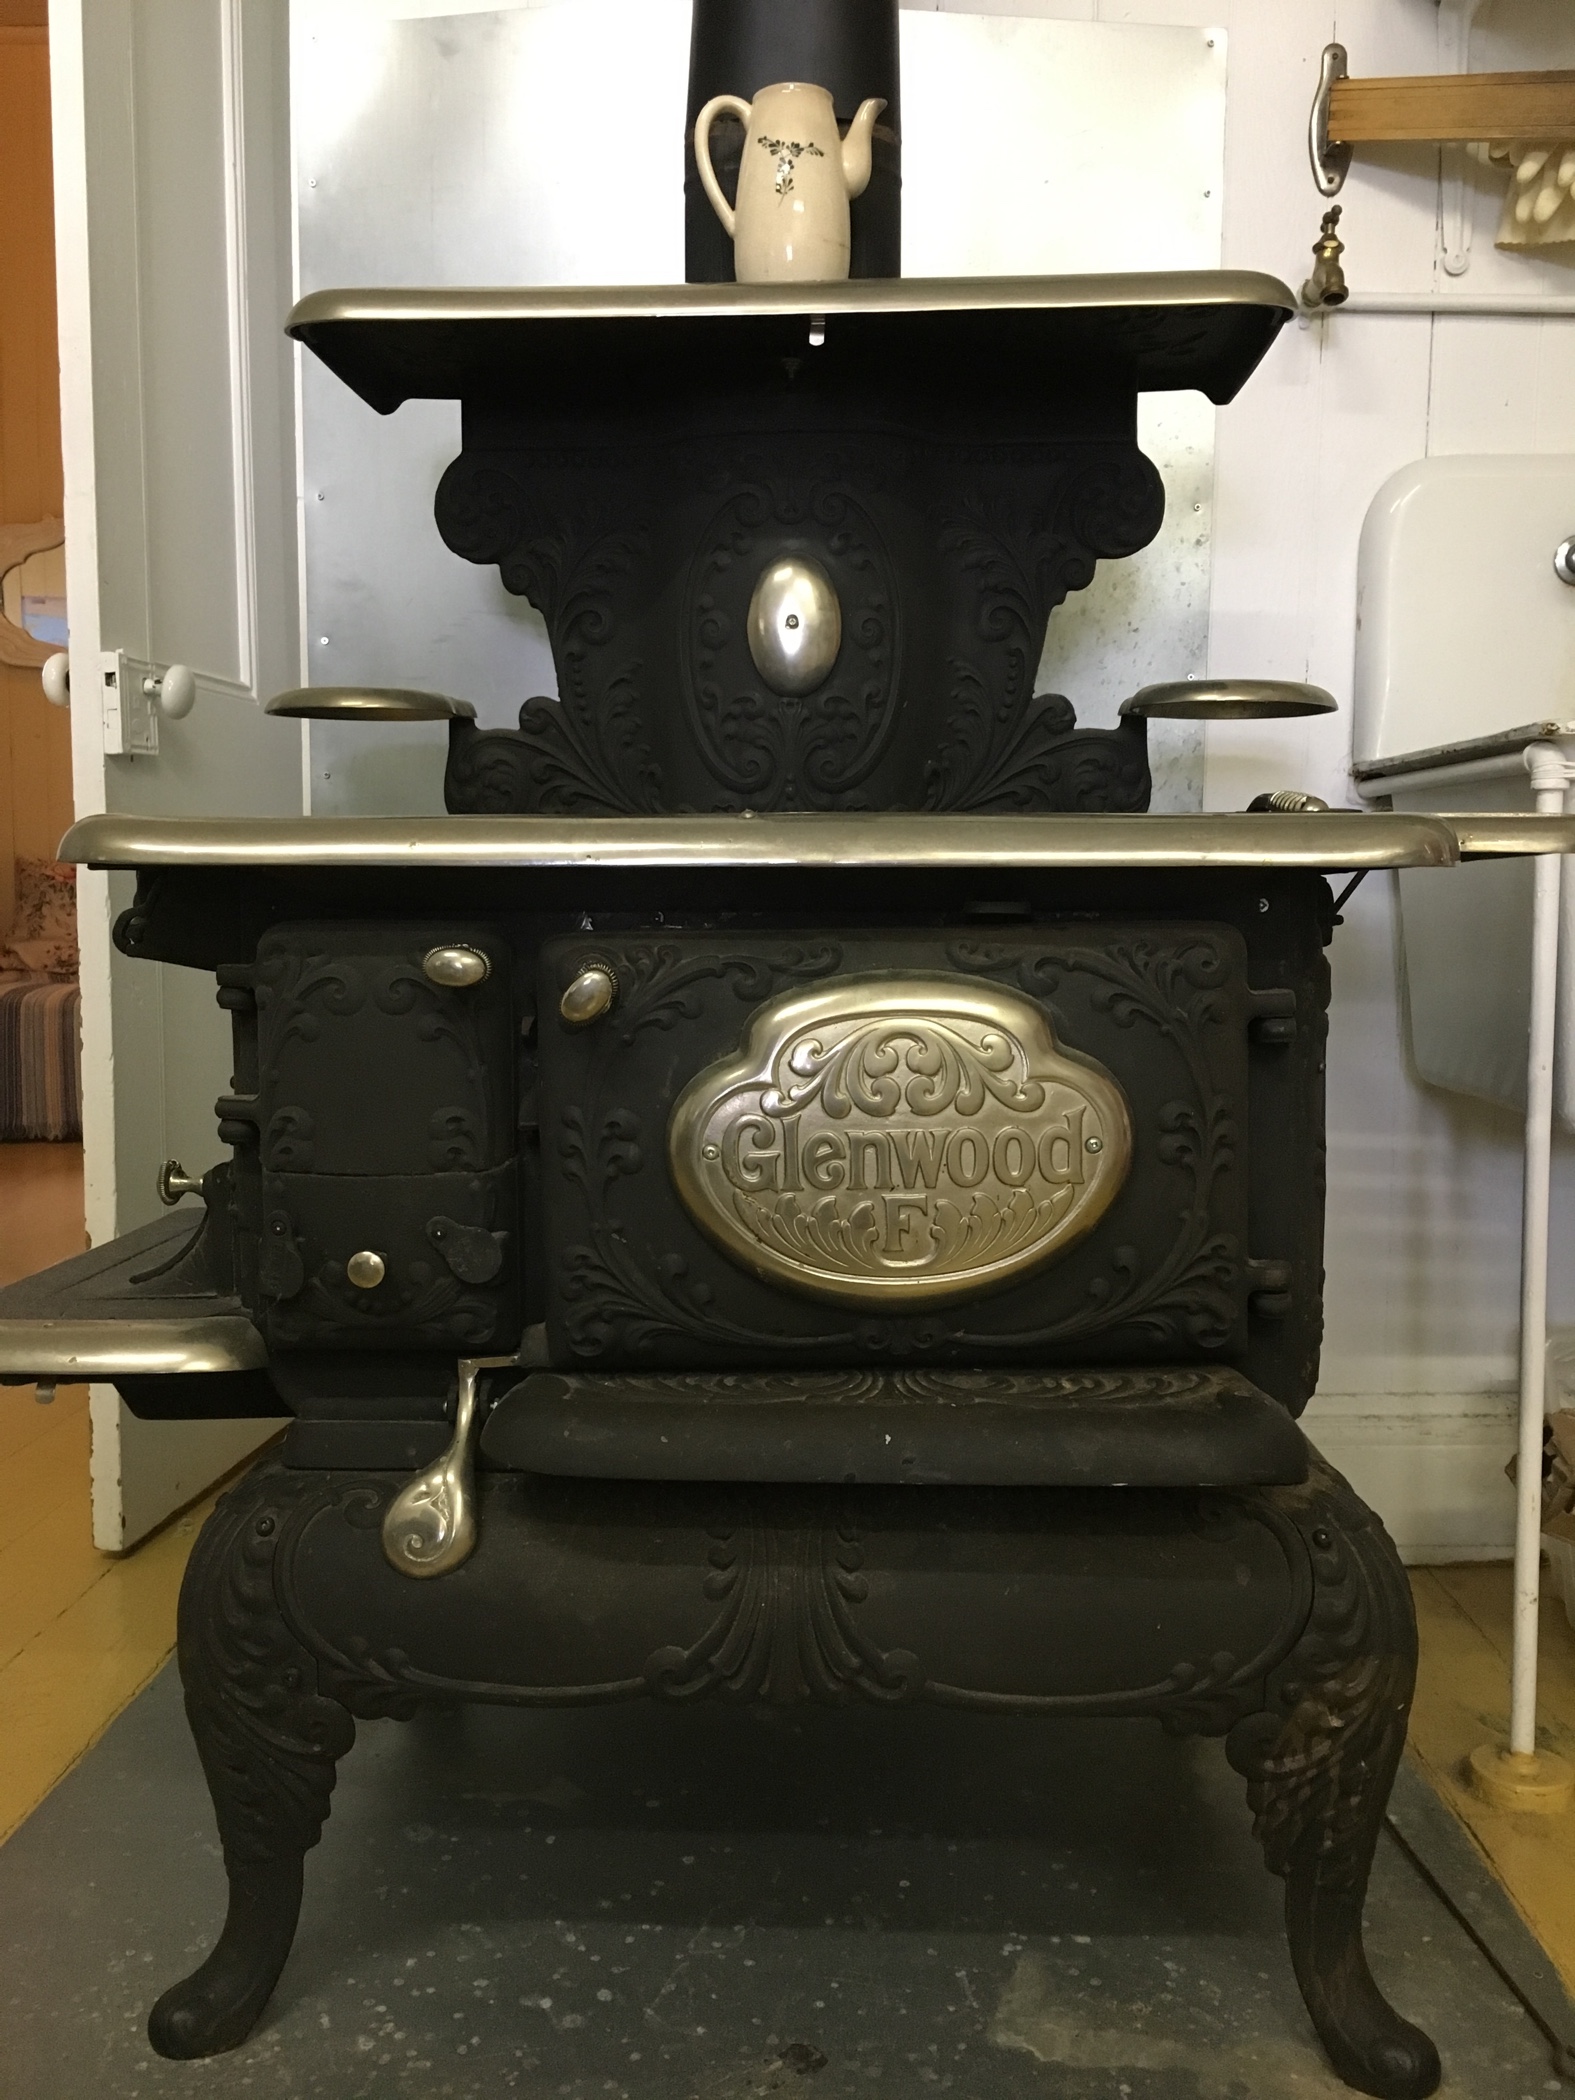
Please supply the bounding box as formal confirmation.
[1,1139,1574,1995]
[0,1144,226,1842]
[1407,1561,1575,1995]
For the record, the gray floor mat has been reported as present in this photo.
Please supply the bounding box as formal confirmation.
[0,1661,1565,2099]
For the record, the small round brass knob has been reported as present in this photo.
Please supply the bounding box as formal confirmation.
[560,963,618,1028]
[346,1250,386,1290]
[422,944,490,988]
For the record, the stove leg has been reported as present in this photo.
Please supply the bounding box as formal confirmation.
[147,1468,357,2060]
[1228,1472,1441,2100]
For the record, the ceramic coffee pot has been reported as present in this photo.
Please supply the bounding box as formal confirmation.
[694,80,886,282]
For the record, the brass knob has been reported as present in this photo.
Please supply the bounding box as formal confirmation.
[156,1159,204,1206]
[560,962,618,1028]
[422,944,490,988]
[346,1249,387,1289]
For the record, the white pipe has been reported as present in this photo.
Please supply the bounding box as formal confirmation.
[1513,743,1570,1755]
[1319,297,1575,316]
[1353,751,1533,798]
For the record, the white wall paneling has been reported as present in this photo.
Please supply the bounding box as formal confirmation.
[1200,0,1575,1557]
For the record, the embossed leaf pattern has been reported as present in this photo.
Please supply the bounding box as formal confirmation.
[943,936,1241,1351]
[733,1183,1074,1280]
[761,1016,1046,1122]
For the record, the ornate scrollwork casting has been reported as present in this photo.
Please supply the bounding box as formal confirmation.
[681,481,899,809]
[160,1453,1432,2088]
[555,944,846,1357]
[646,1506,923,1704]
[924,452,1164,813]
[436,438,1164,817]
[437,458,662,813]
[946,935,1242,1355]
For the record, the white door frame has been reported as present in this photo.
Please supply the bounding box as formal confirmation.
[49,0,305,1549]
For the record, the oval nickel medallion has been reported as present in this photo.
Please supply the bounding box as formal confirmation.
[667,973,1132,1307]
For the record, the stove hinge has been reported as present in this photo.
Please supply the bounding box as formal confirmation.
[1245,987,1297,1044]
[1245,1257,1293,1321]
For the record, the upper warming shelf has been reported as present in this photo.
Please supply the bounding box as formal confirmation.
[286,271,1297,415]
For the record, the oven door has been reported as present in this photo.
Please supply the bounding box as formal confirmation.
[537,926,1256,1371]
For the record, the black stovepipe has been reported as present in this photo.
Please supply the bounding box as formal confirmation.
[684,0,901,280]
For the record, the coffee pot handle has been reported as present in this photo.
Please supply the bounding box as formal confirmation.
[694,93,752,238]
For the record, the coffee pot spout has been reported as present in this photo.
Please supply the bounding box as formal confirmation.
[840,97,886,201]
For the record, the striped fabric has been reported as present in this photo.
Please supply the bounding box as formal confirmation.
[0,977,82,1142]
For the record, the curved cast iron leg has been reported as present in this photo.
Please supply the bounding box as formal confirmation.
[148,1857,306,2059]
[1229,1466,1441,2100]
[148,1467,356,2060]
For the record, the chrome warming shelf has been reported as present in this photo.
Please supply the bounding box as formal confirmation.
[62,809,1472,872]
[0,1213,265,1384]
[285,271,1297,414]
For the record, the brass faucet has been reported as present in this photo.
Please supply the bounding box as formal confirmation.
[1301,206,1349,310]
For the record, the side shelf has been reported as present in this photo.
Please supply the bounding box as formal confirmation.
[0,1211,278,1415]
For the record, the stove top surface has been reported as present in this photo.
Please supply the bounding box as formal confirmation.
[61,809,1466,872]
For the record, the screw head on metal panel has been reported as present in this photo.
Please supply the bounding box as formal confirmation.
[422,943,491,988]
[747,556,842,696]
[1555,537,1575,586]
[346,1250,387,1290]
[560,963,618,1028]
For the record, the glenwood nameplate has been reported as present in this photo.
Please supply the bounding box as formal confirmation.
[668,975,1133,1306]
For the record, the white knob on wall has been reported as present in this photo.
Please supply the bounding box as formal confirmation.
[143,663,197,719]
[40,652,70,708]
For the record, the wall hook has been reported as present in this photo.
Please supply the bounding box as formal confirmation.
[1310,44,1352,196]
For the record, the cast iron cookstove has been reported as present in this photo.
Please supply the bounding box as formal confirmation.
[0,254,1482,2096]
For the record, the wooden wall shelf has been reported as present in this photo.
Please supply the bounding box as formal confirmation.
[1330,70,1575,146]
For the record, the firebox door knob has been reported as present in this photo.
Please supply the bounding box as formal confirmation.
[422,944,491,988]
[747,556,842,697]
[346,1249,387,1290]
[560,961,618,1028]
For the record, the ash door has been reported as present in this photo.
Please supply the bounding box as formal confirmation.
[248,923,520,1353]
